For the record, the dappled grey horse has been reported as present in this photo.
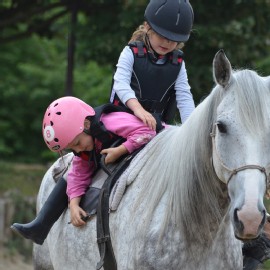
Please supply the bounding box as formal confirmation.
[33,50,270,270]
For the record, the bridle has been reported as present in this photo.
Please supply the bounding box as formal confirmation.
[210,123,270,194]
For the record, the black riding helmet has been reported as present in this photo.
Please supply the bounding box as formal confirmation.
[144,0,194,42]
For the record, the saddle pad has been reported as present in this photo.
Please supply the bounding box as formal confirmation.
[51,152,132,211]
[52,152,74,181]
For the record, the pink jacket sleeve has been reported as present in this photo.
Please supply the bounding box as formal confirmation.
[100,112,156,153]
[67,156,95,200]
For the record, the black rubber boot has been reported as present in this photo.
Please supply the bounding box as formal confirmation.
[242,233,270,270]
[10,177,68,245]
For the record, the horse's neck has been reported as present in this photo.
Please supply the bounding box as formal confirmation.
[182,181,230,254]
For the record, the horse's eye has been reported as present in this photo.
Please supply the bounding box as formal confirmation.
[217,122,227,133]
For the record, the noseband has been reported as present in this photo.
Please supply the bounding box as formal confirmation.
[210,123,270,194]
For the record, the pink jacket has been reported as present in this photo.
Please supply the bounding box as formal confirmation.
[67,112,156,200]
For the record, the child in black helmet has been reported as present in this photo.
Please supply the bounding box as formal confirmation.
[110,0,195,130]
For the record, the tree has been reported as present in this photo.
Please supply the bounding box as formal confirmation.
[184,0,270,99]
[0,0,147,95]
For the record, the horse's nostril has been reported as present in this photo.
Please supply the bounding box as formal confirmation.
[234,208,244,232]
[233,208,239,222]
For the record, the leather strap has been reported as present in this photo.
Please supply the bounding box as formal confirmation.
[96,146,143,270]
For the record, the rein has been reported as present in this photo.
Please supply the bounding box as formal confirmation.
[210,123,270,192]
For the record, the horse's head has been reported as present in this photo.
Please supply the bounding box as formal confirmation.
[211,50,270,240]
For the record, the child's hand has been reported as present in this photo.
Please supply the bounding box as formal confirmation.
[101,145,128,164]
[69,198,87,227]
[126,98,156,130]
[133,107,157,131]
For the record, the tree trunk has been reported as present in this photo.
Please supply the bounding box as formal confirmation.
[65,4,77,96]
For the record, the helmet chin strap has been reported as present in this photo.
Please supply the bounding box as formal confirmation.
[83,128,91,135]
[145,30,160,61]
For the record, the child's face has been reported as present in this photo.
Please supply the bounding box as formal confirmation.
[66,132,94,153]
[65,119,93,153]
[145,23,178,55]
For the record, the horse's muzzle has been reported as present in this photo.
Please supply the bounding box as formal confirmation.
[233,207,266,240]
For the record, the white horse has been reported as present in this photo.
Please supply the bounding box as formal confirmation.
[33,50,270,270]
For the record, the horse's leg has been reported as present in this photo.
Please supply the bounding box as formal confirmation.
[10,177,68,245]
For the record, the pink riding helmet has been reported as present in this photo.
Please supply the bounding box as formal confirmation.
[42,96,95,152]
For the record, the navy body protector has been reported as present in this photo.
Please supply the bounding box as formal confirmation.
[82,103,129,168]
[111,41,183,123]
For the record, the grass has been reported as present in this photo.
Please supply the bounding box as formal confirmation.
[0,161,47,196]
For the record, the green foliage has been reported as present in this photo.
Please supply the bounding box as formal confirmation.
[264,260,270,269]
[257,56,270,76]
[0,36,66,162]
[0,33,115,162]
[75,1,146,65]
[74,61,113,106]
[184,0,270,103]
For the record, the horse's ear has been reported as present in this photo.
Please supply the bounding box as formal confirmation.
[213,49,232,88]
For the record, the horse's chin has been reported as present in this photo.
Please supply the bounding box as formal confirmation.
[234,232,260,241]
[233,217,263,240]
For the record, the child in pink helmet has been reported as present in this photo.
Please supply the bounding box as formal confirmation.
[11,96,156,242]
